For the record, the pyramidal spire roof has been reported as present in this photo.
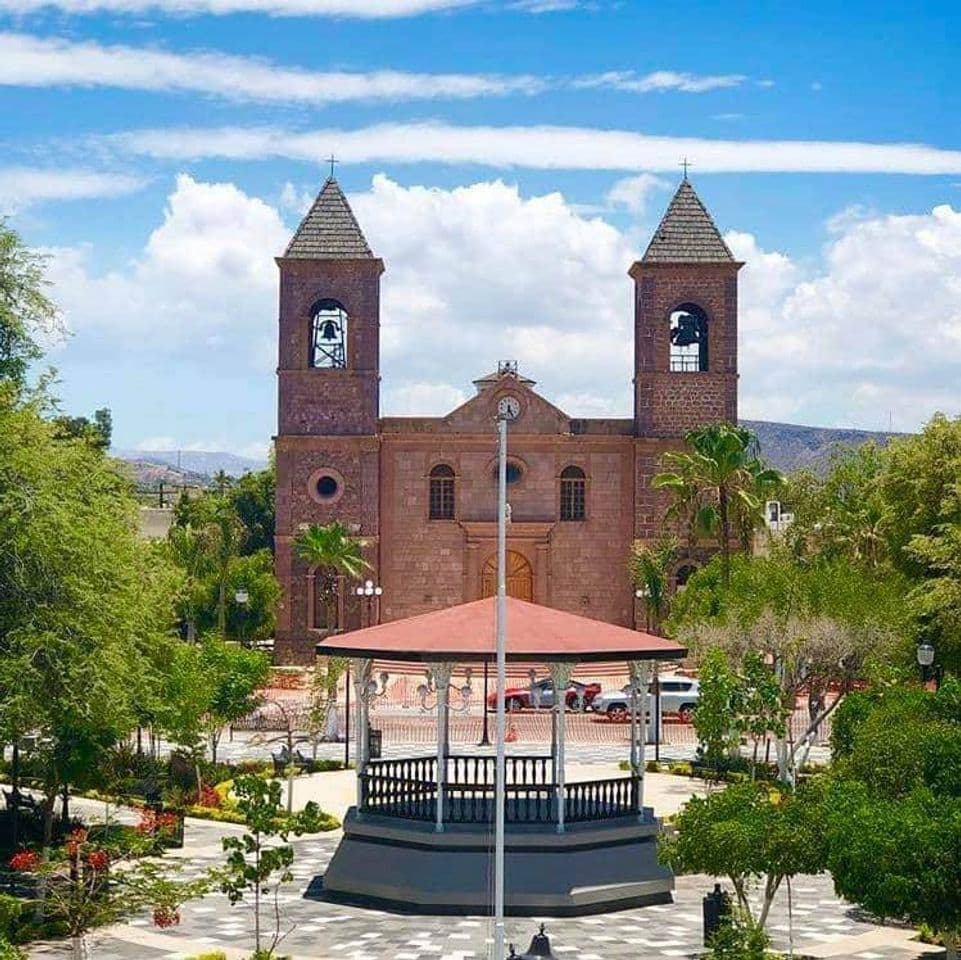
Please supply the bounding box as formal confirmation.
[284,177,374,260]
[642,179,734,264]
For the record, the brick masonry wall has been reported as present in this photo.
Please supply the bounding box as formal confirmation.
[632,262,740,436]
[277,257,382,436]
[274,245,740,662]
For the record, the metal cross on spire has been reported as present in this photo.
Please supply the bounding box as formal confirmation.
[680,156,692,180]
[327,154,339,179]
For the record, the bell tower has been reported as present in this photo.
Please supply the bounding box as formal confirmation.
[276,176,383,435]
[274,176,383,663]
[630,178,741,437]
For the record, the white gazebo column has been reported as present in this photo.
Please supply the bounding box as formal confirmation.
[629,660,651,817]
[351,657,373,811]
[549,661,574,833]
[429,661,453,832]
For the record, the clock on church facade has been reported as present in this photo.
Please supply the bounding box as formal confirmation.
[273,176,741,663]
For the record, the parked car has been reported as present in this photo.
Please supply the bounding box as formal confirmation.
[590,676,700,722]
[487,677,602,711]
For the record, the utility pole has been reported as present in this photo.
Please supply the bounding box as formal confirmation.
[493,414,508,960]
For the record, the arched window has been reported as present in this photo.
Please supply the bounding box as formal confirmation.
[669,303,709,372]
[310,299,348,369]
[429,463,455,520]
[559,465,586,521]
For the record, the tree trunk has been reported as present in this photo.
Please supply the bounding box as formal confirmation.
[11,743,20,851]
[218,577,227,638]
[719,488,731,581]
[757,874,781,929]
[61,782,69,826]
[70,933,88,960]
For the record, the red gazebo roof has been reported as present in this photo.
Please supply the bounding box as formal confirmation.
[315,597,686,664]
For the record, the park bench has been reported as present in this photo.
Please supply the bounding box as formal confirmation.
[3,789,39,813]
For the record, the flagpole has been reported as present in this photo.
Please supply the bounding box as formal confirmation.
[493,413,508,960]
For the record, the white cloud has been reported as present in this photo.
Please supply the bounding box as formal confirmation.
[575,70,746,94]
[729,206,961,429]
[383,380,467,415]
[605,172,670,214]
[111,121,961,175]
[350,175,636,410]
[47,173,961,442]
[0,32,543,103]
[0,0,477,16]
[0,166,144,212]
[45,173,289,354]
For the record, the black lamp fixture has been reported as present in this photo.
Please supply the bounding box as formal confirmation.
[508,924,559,960]
[917,641,941,689]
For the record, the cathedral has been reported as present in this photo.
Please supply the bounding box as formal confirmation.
[273,176,740,664]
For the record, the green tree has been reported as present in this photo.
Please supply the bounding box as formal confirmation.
[825,680,961,957]
[660,780,827,930]
[653,422,783,579]
[230,462,276,555]
[629,534,678,634]
[159,636,270,770]
[783,443,892,568]
[903,469,961,675]
[52,407,113,450]
[221,776,324,959]
[669,550,908,784]
[692,647,742,774]
[0,394,179,847]
[294,522,370,630]
[0,219,61,393]
[881,414,961,576]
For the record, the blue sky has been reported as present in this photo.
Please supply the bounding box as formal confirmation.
[2,0,959,457]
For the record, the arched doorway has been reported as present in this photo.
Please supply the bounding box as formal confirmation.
[481,550,533,601]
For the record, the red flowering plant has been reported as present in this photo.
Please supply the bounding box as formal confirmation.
[191,785,222,809]
[135,807,184,853]
[18,823,217,959]
[8,850,41,872]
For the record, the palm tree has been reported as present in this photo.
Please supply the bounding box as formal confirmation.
[629,534,679,634]
[653,422,784,579]
[294,522,371,631]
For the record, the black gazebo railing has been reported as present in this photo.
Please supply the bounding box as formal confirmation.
[359,754,641,825]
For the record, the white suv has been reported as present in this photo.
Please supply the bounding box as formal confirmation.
[590,676,700,722]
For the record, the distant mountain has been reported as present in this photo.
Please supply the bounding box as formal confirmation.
[115,423,901,488]
[113,449,267,478]
[119,458,212,489]
[742,420,906,474]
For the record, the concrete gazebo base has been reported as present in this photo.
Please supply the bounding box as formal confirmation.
[316,808,674,917]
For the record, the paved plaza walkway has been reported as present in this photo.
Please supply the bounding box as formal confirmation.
[26,767,929,960]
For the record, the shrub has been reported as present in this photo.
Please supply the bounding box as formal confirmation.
[668,762,694,777]
[645,760,661,773]
[0,937,27,960]
[0,896,22,941]
[706,911,770,960]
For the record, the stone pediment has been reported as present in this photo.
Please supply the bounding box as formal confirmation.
[441,378,571,435]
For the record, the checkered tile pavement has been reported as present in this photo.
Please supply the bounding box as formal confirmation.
[34,824,935,960]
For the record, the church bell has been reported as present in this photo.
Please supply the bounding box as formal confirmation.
[320,318,341,341]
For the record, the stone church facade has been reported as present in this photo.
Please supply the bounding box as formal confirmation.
[274,177,741,664]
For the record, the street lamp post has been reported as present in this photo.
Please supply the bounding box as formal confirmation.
[917,641,941,689]
[355,579,383,627]
[635,587,660,762]
[479,661,491,747]
[234,586,249,648]
[346,580,383,766]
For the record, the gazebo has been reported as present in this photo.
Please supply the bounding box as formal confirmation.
[315,596,686,916]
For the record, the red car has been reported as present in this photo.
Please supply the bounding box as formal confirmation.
[487,677,602,712]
